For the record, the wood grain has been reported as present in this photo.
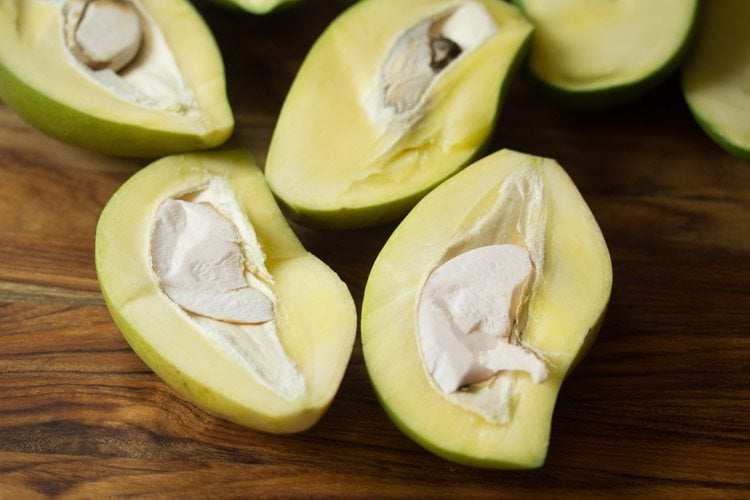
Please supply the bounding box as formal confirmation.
[1,0,749,496]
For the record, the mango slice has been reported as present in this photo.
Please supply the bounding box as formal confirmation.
[683,0,750,159]
[514,0,699,107]
[0,0,233,157]
[265,0,533,228]
[361,149,612,468]
[96,151,356,433]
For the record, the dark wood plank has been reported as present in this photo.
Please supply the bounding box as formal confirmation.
[0,0,748,496]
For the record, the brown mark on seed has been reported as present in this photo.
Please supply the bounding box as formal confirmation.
[430,37,462,72]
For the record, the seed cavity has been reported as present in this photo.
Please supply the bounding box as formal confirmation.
[152,198,274,325]
[63,0,143,72]
[60,0,198,113]
[366,1,498,128]
[416,165,549,423]
[150,178,306,401]
[417,244,548,394]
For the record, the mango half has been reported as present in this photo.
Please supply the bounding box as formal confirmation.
[266,0,533,228]
[514,0,699,108]
[361,149,612,468]
[96,151,356,432]
[0,0,233,157]
[683,0,750,159]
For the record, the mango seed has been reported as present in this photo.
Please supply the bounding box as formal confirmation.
[64,0,143,72]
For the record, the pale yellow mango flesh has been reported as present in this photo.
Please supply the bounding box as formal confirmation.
[0,0,232,151]
[96,152,356,433]
[266,0,532,227]
[211,0,300,14]
[518,0,697,94]
[682,0,750,158]
[361,149,612,467]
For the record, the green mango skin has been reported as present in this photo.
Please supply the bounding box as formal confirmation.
[686,107,750,161]
[0,0,233,157]
[513,0,700,109]
[0,62,231,158]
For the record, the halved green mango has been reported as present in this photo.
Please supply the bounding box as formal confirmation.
[362,149,612,468]
[514,0,699,108]
[0,0,233,157]
[683,0,750,159]
[96,151,356,432]
[266,0,533,228]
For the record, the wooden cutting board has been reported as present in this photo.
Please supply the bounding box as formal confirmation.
[1,1,748,496]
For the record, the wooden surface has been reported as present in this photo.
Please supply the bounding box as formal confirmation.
[1,1,749,497]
